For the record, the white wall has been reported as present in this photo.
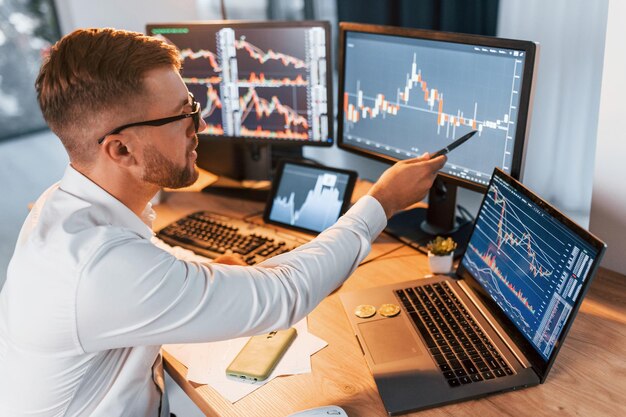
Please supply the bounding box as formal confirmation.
[589,0,626,275]
[0,132,68,289]
[55,0,201,34]
[497,0,609,227]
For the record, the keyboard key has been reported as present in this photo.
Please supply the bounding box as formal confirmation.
[494,368,506,378]
[487,358,500,370]
[462,360,478,374]
[459,376,472,384]
[482,371,495,380]
[449,359,462,370]
[448,378,461,387]
[443,371,456,379]
[471,373,484,382]
[433,355,447,366]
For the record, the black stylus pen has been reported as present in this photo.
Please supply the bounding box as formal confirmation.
[430,130,478,158]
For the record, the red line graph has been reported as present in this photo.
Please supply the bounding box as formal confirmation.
[241,126,308,140]
[469,242,536,314]
[491,187,553,278]
[240,88,309,134]
[180,48,221,72]
[180,41,307,72]
[183,76,222,85]
[242,72,307,87]
[183,72,308,87]
[235,38,306,69]
[202,84,222,119]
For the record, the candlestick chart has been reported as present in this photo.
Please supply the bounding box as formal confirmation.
[341,32,528,184]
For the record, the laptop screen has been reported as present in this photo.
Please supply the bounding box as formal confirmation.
[460,171,601,361]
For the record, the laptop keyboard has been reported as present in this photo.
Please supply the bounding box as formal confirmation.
[157,211,300,265]
[395,282,515,387]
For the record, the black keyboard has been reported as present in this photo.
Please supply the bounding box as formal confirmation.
[395,282,515,387]
[157,211,301,265]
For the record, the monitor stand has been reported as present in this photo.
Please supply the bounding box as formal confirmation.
[385,177,474,259]
[196,141,302,201]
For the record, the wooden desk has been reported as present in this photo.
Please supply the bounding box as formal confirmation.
[155,191,626,417]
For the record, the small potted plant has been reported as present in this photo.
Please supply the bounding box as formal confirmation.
[426,236,457,274]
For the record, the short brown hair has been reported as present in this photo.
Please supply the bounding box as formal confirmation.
[36,28,181,165]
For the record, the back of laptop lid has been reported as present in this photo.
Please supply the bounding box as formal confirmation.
[456,168,606,381]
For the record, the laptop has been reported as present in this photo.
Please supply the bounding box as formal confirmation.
[340,168,606,415]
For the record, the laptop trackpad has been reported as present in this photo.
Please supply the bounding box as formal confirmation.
[358,318,423,364]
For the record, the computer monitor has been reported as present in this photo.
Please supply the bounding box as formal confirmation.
[337,22,538,255]
[146,21,333,192]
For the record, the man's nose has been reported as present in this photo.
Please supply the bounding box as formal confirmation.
[198,114,208,133]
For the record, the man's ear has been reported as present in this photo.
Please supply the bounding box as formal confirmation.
[102,136,137,167]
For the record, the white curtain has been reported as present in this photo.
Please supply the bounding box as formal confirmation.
[497,0,609,227]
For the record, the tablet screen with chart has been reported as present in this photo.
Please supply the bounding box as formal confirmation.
[264,161,357,234]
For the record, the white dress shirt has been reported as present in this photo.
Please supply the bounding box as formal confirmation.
[0,165,386,417]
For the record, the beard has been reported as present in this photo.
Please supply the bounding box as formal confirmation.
[141,137,199,189]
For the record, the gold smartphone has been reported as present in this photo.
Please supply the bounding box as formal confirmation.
[226,328,297,381]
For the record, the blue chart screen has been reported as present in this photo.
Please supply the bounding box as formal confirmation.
[342,32,528,185]
[461,175,598,360]
[269,164,350,233]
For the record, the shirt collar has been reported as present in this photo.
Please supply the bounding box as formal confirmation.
[58,165,155,240]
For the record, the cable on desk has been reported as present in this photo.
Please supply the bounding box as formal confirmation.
[456,204,475,223]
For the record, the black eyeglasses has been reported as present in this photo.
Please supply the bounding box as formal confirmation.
[97,92,201,144]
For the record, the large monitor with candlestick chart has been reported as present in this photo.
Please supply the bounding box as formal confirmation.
[337,22,538,255]
[146,21,333,195]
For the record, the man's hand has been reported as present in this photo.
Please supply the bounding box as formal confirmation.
[212,254,248,266]
[367,153,447,219]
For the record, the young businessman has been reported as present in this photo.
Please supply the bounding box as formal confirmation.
[0,28,446,417]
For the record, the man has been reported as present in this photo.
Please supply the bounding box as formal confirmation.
[0,28,446,417]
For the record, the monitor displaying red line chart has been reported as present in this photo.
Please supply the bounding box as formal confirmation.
[147,23,332,144]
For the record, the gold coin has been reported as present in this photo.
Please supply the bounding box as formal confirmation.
[378,303,401,317]
[354,304,377,318]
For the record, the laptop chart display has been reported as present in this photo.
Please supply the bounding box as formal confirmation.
[461,174,599,360]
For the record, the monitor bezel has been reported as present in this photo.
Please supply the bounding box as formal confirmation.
[146,20,334,147]
[336,22,538,192]
[456,168,607,382]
